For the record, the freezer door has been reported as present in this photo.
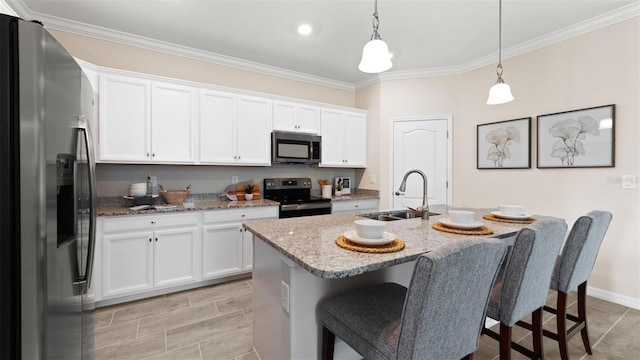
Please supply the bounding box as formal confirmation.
[18,19,95,359]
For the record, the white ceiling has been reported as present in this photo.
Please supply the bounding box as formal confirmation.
[5,0,639,88]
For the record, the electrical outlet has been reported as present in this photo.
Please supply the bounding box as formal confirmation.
[369,175,377,184]
[232,176,239,184]
[621,175,636,190]
[281,281,290,314]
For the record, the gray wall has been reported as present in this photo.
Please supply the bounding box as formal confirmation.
[97,163,358,197]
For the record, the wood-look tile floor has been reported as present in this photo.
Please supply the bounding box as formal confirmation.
[94,277,640,360]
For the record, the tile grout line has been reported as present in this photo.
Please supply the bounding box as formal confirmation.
[108,310,115,327]
[589,307,630,350]
[198,342,204,360]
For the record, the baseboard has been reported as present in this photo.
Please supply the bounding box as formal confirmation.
[588,285,640,310]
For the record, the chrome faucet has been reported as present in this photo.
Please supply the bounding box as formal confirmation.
[395,169,430,219]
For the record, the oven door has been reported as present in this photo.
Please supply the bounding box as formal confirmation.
[279,202,332,218]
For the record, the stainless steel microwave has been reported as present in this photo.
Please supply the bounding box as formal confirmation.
[271,131,321,164]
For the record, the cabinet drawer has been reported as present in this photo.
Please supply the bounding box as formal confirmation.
[332,199,379,213]
[203,206,278,224]
[103,213,200,234]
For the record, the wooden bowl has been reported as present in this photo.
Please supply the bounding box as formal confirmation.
[160,189,190,205]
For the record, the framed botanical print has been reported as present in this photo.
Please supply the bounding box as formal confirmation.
[537,104,615,168]
[477,117,531,169]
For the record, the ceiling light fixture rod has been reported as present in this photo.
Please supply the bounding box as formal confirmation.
[358,0,392,74]
[486,0,514,105]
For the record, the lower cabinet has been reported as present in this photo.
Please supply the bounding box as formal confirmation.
[331,198,379,213]
[99,213,200,299]
[201,207,278,280]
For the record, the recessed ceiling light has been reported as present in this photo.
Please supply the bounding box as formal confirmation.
[297,23,313,36]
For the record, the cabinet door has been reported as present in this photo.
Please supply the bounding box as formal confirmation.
[153,226,199,288]
[199,90,236,164]
[201,223,244,279]
[99,75,151,162]
[242,229,253,271]
[344,112,367,167]
[272,101,296,132]
[296,105,320,134]
[320,109,346,166]
[236,95,272,165]
[151,82,196,163]
[102,231,153,297]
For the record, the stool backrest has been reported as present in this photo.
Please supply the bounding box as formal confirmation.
[396,237,507,359]
[555,210,612,292]
[498,217,567,326]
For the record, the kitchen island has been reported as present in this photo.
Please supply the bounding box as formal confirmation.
[242,205,533,360]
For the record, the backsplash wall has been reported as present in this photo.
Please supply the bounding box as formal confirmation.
[97,163,359,197]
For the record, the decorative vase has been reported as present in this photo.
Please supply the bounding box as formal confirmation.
[244,193,254,201]
[335,190,342,197]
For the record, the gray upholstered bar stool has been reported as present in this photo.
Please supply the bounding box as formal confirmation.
[481,217,567,360]
[518,210,612,359]
[320,237,508,360]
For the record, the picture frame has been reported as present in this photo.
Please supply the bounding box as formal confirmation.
[537,104,615,168]
[477,117,531,169]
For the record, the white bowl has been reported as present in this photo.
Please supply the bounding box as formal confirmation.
[448,210,475,224]
[129,183,147,197]
[499,204,525,216]
[354,219,386,239]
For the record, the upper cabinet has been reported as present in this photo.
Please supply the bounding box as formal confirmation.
[98,74,196,164]
[273,101,320,134]
[199,90,272,166]
[320,109,367,168]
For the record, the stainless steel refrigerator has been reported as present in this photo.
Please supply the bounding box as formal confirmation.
[0,14,97,359]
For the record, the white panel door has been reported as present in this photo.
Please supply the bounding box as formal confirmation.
[272,101,296,132]
[236,95,272,165]
[296,105,320,134]
[199,90,236,163]
[344,112,367,167]
[102,231,153,297]
[151,82,196,163]
[153,226,199,288]
[201,223,244,279]
[99,75,151,162]
[393,118,450,209]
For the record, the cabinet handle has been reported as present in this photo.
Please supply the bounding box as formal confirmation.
[355,205,359,208]
[149,238,152,242]
[155,237,158,242]
[150,220,156,224]
[241,214,246,217]
[152,153,156,157]
[146,152,150,157]
[238,155,241,160]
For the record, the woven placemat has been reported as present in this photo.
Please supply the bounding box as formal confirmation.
[483,214,537,224]
[432,222,493,235]
[336,235,405,253]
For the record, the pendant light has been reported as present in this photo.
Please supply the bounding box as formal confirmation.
[487,0,514,105]
[358,0,392,73]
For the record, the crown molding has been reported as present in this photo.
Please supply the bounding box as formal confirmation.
[5,0,638,93]
[0,0,17,15]
[357,1,640,89]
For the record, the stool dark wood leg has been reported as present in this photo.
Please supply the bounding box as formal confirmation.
[499,323,512,360]
[322,326,336,360]
[532,307,544,360]
[577,282,593,355]
[557,291,569,360]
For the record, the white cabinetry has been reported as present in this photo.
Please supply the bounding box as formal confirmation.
[99,213,200,299]
[320,109,367,167]
[273,101,320,134]
[199,90,272,165]
[201,207,278,280]
[331,199,379,213]
[98,74,196,163]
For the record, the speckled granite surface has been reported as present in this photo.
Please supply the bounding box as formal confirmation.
[97,191,379,217]
[243,205,538,279]
[97,195,280,217]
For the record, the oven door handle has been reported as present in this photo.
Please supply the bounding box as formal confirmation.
[281,203,332,211]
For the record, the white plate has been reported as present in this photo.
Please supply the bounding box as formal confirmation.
[438,218,484,230]
[343,230,396,246]
[491,211,532,220]
[123,194,159,199]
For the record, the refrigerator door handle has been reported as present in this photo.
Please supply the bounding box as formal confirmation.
[73,115,97,294]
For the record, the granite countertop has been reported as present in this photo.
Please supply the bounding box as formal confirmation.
[242,205,534,279]
[97,197,280,217]
[97,190,379,217]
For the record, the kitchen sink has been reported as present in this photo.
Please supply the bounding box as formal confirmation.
[359,209,441,221]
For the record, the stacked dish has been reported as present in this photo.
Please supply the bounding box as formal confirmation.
[343,220,396,246]
[437,210,483,229]
[491,204,532,220]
